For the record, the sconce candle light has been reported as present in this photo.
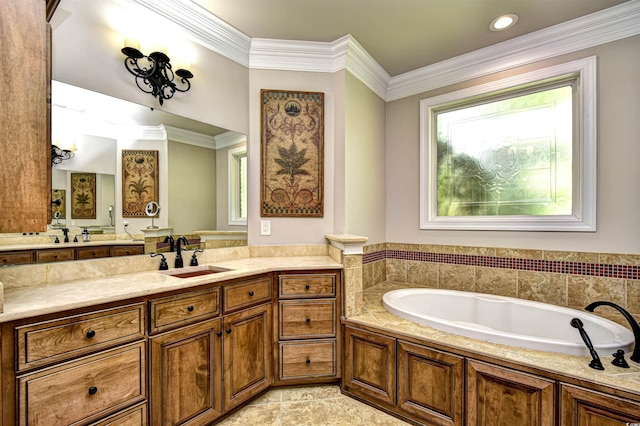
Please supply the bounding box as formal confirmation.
[121,45,193,105]
[51,144,74,166]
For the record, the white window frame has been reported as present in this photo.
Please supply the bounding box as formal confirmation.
[228,146,247,226]
[419,56,597,231]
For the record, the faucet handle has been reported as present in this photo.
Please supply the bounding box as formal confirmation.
[612,349,630,368]
[190,249,203,267]
[150,253,169,270]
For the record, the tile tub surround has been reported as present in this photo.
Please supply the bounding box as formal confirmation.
[352,282,640,399]
[362,243,640,327]
[217,385,410,426]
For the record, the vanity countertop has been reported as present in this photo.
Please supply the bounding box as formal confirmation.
[0,255,342,323]
[0,240,143,252]
[349,282,640,399]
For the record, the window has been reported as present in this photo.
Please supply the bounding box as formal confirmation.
[228,147,247,225]
[419,57,596,231]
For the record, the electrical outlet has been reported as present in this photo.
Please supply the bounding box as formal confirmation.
[260,220,271,236]
[123,220,129,225]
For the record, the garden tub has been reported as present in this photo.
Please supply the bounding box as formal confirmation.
[382,288,634,356]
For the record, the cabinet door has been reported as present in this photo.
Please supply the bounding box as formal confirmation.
[397,340,463,426]
[223,303,272,411]
[561,384,640,425]
[343,326,396,407]
[149,319,222,426]
[467,360,555,426]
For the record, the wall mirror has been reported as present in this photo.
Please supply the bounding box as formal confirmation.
[0,81,248,251]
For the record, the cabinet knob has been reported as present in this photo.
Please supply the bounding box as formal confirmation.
[248,291,254,296]
[216,331,223,337]
[226,328,232,334]
[187,305,194,312]
[86,330,96,338]
[306,318,311,323]
[306,358,311,364]
[305,284,310,290]
[88,386,98,395]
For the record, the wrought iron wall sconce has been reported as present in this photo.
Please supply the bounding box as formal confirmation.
[121,46,193,105]
[51,144,74,166]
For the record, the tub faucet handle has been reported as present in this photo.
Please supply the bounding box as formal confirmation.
[570,318,604,370]
[612,349,630,368]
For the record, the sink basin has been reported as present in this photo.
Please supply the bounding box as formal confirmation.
[160,265,233,279]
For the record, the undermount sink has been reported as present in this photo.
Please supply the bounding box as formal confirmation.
[160,265,233,279]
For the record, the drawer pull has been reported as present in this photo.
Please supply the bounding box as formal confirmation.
[306,358,311,364]
[88,386,98,395]
[306,318,311,323]
[226,328,232,334]
[248,291,254,296]
[86,330,96,339]
[305,284,310,290]
[216,331,223,337]
[187,305,194,312]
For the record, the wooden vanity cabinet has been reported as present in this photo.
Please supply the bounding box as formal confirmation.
[466,359,555,426]
[275,271,341,384]
[0,0,50,233]
[148,275,273,425]
[561,384,640,425]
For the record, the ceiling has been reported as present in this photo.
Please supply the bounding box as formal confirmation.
[191,0,629,76]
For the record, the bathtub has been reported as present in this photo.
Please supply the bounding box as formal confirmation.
[382,289,635,356]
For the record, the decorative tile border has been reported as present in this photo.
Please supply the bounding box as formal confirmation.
[363,250,640,280]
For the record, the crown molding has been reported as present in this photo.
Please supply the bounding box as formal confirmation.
[130,0,251,67]
[130,0,640,102]
[119,124,168,141]
[214,131,247,149]
[165,125,216,148]
[250,35,389,99]
[386,0,640,101]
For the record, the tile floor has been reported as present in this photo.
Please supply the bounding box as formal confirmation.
[216,385,412,425]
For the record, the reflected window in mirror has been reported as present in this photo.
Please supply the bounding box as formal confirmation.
[229,147,247,225]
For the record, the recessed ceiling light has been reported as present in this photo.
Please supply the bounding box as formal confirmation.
[490,14,519,31]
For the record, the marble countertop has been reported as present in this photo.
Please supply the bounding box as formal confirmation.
[0,256,342,323]
[0,240,143,252]
[350,282,640,398]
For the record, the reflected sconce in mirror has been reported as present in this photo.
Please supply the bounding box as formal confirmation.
[51,144,74,166]
[121,45,193,106]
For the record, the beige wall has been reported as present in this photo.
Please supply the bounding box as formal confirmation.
[386,35,640,254]
[167,141,216,233]
[345,72,386,244]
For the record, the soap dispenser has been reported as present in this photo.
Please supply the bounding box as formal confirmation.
[81,227,90,242]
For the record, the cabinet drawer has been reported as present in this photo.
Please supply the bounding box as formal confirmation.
[36,248,75,263]
[279,340,337,380]
[279,273,336,298]
[150,287,220,333]
[223,276,272,313]
[16,303,145,371]
[89,402,147,426]
[111,245,144,257]
[279,300,336,339]
[77,246,111,259]
[18,342,146,426]
[0,251,33,265]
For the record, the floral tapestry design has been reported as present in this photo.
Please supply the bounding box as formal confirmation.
[122,150,159,218]
[261,89,324,217]
[71,173,96,219]
[51,189,66,219]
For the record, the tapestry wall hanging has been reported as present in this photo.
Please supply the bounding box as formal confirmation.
[51,189,66,219]
[70,173,96,219]
[260,89,324,217]
[122,149,159,218]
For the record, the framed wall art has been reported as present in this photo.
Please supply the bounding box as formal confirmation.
[122,149,159,218]
[260,89,324,217]
[70,173,96,219]
[51,189,66,219]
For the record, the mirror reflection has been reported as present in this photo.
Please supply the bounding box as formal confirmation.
[0,81,247,251]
